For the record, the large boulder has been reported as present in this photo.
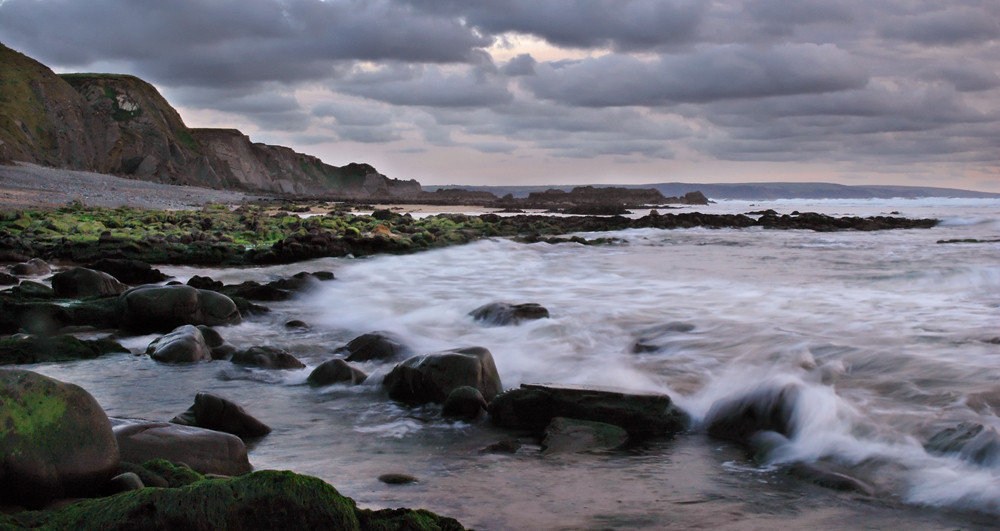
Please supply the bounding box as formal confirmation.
[0,369,120,508]
[232,345,306,370]
[86,258,170,285]
[145,325,213,363]
[924,422,1000,466]
[489,383,688,439]
[51,266,127,299]
[704,383,802,445]
[196,324,237,359]
[383,347,502,405]
[0,334,128,365]
[111,417,252,476]
[308,359,367,386]
[337,331,409,362]
[10,258,51,276]
[170,393,272,439]
[470,302,549,326]
[120,285,241,333]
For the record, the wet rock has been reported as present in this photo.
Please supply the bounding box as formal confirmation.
[789,462,875,496]
[145,324,213,363]
[220,280,290,301]
[11,280,54,299]
[378,473,417,485]
[704,383,802,445]
[117,461,169,489]
[269,271,332,291]
[489,383,688,439]
[383,347,502,405]
[632,322,696,353]
[0,334,128,365]
[232,345,306,369]
[104,472,144,495]
[0,370,120,508]
[442,386,489,420]
[170,392,272,439]
[337,331,409,362]
[285,319,310,330]
[187,275,223,291]
[308,358,367,386]
[480,440,522,454]
[10,258,51,276]
[0,272,18,285]
[470,302,549,326]
[111,417,252,476]
[196,325,237,360]
[51,266,127,298]
[925,422,1000,466]
[541,417,629,454]
[86,258,170,285]
[140,458,204,487]
[120,285,241,333]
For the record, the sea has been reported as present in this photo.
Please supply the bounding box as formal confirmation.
[29,198,1000,529]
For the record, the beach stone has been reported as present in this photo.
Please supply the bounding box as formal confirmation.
[170,392,272,439]
[704,383,802,445]
[51,266,127,299]
[924,422,1000,466]
[442,386,488,420]
[383,347,502,405]
[489,383,688,439]
[338,331,409,362]
[111,417,252,476]
[308,359,367,386]
[86,258,170,285]
[378,473,417,485]
[0,369,120,508]
[0,272,18,285]
[541,417,629,454]
[120,285,241,333]
[145,324,213,363]
[470,302,549,326]
[232,345,306,369]
[10,258,51,276]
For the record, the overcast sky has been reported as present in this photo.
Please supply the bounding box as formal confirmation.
[2,0,999,191]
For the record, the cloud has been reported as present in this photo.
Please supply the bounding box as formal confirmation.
[338,63,513,107]
[880,7,1000,46]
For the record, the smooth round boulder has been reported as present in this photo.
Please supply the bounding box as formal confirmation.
[170,393,272,439]
[307,359,367,386]
[145,325,213,363]
[232,345,305,370]
[0,369,120,508]
[337,331,409,362]
[111,418,251,476]
[470,302,549,326]
[442,386,489,420]
[196,325,237,360]
[120,285,241,333]
[51,266,127,299]
[10,258,51,276]
[86,258,170,285]
[382,347,502,405]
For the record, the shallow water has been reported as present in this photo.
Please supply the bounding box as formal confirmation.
[28,198,1000,529]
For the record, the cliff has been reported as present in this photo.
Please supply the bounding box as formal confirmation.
[0,43,419,199]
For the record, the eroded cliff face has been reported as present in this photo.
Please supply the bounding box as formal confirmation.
[0,43,420,199]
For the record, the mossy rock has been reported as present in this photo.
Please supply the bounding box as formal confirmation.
[1,470,465,530]
[140,458,204,488]
[0,334,128,365]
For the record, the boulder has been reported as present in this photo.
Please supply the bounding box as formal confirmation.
[120,285,241,333]
[220,280,290,301]
[196,325,237,360]
[442,386,489,420]
[704,383,802,445]
[924,422,1000,466]
[0,369,120,508]
[11,280,54,299]
[470,302,549,326]
[0,334,129,365]
[51,266,127,299]
[145,325,213,363]
[187,275,223,291]
[489,383,688,439]
[85,258,170,285]
[111,417,252,476]
[170,393,272,439]
[0,272,18,285]
[232,345,306,369]
[10,258,51,276]
[104,472,145,495]
[308,359,367,386]
[541,417,629,454]
[383,347,502,405]
[337,331,409,362]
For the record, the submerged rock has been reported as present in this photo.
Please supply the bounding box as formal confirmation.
[383,347,502,405]
[338,331,409,362]
[925,422,1000,466]
[111,417,252,476]
[120,284,241,333]
[704,383,802,445]
[0,334,128,365]
[308,358,367,386]
[170,392,272,439]
[470,302,549,326]
[232,345,306,370]
[541,417,629,454]
[0,369,120,508]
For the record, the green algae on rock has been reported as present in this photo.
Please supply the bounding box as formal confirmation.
[0,334,129,365]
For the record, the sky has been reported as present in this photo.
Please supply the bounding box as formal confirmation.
[1,0,999,192]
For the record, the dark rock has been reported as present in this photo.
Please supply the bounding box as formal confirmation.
[111,417,252,476]
[120,285,241,333]
[704,383,802,445]
[0,334,128,365]
[10,258,51,276]
[104,472,144,495]
[140,458,205,487]
[86,258,170,285]
[269,271,328,291]
[145,324,213,363]
[220,280,291,301]
[0,298,69,334]
[0,272,18,285]
[337,331,409,362]
[378,473,417,485]
[442,386,488,420]
[308,358,367,386]
[925,422,1000,466]
[480,440,522,454]
[285,319,310,330]
[383,347,502,405]
[232,345,306,369]
[489,383,688,439]
[187,275,223,291]
[170,392,272,439]
[11,280,54,299]
[541,417,629,454]
[0,370,120,508]
[632,322,696,353]
[51,266,127,298]
[470,302,550,326]
[196,325,237,360]
[789,462,875,496]
[117,461,169,489]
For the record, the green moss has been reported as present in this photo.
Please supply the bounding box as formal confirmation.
[0,384,66,438]
[0,335,127,365]
[141,459,204,487]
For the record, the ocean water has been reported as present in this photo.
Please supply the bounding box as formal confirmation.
[30,198,1000,529]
